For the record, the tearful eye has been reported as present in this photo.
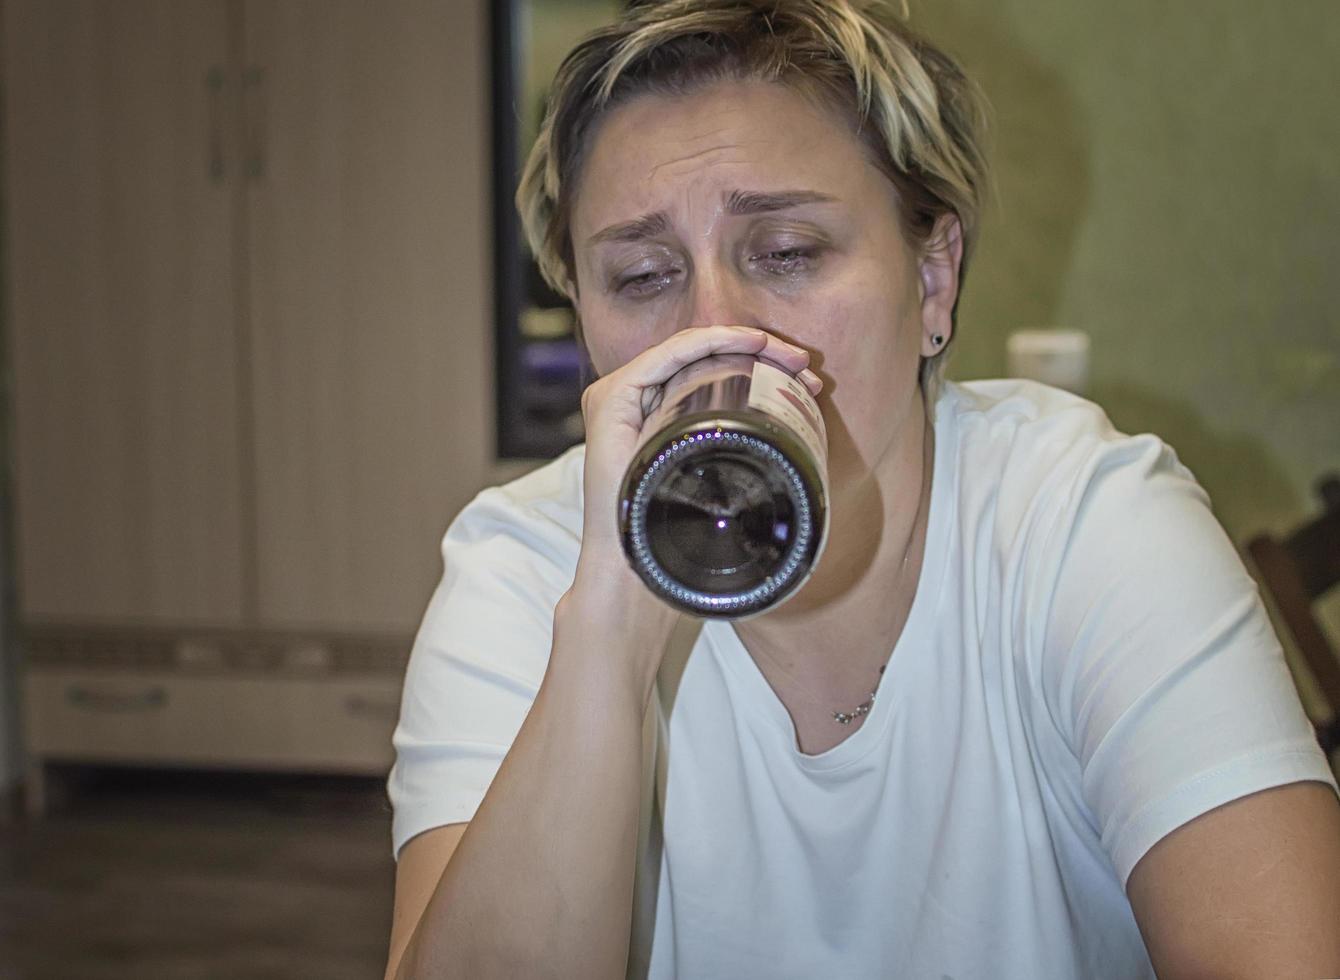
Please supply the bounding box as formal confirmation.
[616,266,681,298]
[751,246,822,276]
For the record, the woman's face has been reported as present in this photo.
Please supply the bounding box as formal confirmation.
[569,79,960,489]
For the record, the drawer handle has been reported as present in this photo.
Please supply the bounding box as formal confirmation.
[66,685,168,713]
[344,694,397,722]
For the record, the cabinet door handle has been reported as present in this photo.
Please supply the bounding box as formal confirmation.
[66,684,168,713]
[344,694,397,722]
[204,65,227,182]
[243,66,267,179]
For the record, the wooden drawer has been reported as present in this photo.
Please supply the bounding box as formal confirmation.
[24,668,402,775]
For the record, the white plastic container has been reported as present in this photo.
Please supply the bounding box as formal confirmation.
[1006,328,1091,395]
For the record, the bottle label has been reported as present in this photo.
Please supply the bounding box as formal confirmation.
[747,360,829,478]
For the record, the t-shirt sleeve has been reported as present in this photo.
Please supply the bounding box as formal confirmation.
[1033,429,1337,887]
[387,487,577,859]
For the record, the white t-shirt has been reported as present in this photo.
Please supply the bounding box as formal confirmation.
[388,379,1336,979]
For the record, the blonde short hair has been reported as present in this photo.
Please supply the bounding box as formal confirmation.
[517,0,990,402]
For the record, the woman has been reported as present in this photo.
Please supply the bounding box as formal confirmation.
[385,2,1340,977]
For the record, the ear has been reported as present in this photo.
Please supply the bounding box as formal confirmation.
[917,213,964,358]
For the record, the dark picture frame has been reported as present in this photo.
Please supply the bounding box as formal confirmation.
[490,1,610,460]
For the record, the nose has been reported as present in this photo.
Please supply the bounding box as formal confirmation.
[682,260,763,332]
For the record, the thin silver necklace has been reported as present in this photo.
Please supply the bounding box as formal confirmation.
[753,419,933,725]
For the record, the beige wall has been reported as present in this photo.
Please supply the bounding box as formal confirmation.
[911,1,1339,544]
[906,1,1340,715]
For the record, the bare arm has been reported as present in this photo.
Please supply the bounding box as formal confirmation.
[385,823,467,980]
[389,567,675,980]
[1127,780,1340,980]
[384,326,817,980]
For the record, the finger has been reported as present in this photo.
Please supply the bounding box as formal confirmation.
[616,325,766,391]
[751,333,813,375]
[710,329,817,391]
[619,325,807,391]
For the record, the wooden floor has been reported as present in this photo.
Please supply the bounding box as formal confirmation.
[0,766,395,979]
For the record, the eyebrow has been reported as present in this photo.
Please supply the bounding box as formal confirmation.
[725,189,838,215]
[588,211,670,246]
[587,189,838,246]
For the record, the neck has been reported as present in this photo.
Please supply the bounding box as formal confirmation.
[737,393,935,664]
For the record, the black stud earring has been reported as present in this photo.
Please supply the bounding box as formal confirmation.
[931,334,945,348]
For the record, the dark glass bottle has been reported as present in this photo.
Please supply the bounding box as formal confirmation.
[617,353,829,619]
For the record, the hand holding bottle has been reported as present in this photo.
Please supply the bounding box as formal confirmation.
[561,327,819,676]
[618,352,830,618]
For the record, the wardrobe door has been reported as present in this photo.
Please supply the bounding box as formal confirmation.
[243,0,492,632]
[4,0,248,626]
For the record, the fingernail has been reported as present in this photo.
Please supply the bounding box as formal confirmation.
[786,341,808,355]
[800,368,822,389]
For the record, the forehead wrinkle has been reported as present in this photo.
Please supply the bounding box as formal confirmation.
[644,142,753,182]
[586,182,844,249]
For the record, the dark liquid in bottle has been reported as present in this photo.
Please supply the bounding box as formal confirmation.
[619,355,828,619]
[644,450,798,595]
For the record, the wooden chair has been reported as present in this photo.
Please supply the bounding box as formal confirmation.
[1246,475,1340,757]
